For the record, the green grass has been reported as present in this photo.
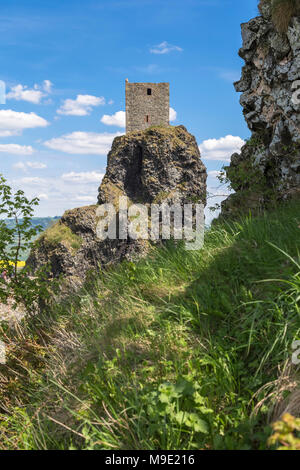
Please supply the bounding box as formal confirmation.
[40,221,82,253]
[0,201,299,450]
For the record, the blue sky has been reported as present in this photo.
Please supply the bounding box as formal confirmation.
[0,0,259,218]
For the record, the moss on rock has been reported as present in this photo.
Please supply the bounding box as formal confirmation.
[40,221,83,254]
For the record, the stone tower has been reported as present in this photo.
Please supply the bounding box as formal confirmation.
[125,79,169,133]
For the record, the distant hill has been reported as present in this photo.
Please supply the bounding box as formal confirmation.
[4,216,61,261]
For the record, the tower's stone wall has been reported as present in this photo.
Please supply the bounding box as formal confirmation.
[125,81,169,133]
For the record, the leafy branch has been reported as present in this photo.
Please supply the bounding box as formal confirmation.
[0,174,53,315]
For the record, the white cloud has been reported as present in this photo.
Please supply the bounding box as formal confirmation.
[10,172,103,217]
[17,177,46,185]
[199,135,245,161]
[62,171,104,184]
[37,193,49,200]
[207,188,231,197]
[57,94,105,116]
[0,110,49,137]
[27,161,47,169]
[6,80,53,104]
[44,131,122,155]
[101,111,125,128]
[43,80,53,94]
[74,195,96,202]
[150,41,183,54]
[0,144,34,155]
[169,107,177,122]
[13,162,27,170]
[208,170,221,178]
[7,85,43,104]
[13,161,47,170]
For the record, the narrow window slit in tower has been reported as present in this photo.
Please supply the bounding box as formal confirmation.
[146,115,149,123]
[147,88,152,95]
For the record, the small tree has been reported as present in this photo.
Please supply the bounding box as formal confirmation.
[0,174,51,315]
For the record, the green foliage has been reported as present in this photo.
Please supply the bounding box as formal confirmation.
[224,135,266,194]
[268,413,300,450]
[245,135,264,150]
[0,201,299,449]
[142,378,211,443]
[0,174,53,314]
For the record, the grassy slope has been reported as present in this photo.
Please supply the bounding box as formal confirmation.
[0,201,299,450]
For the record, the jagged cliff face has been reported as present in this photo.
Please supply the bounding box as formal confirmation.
[28,126,206,286]
[222,2,300,215]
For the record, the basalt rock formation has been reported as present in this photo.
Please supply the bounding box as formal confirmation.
[222,1,300,216]
[98,126,206,207]
[27,126,206,286]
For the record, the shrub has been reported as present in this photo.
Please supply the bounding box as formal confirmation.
[0,174,53,315]
[268,414,300,450]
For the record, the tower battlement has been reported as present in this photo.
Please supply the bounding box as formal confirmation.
[125,80,169,133]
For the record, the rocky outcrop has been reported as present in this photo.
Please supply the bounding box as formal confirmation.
[27,204,150,289]
[28,126,206,285]
[222,1,300,216]
[98,125,206,207]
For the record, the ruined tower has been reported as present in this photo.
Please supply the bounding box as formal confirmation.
[125,79,169,133]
